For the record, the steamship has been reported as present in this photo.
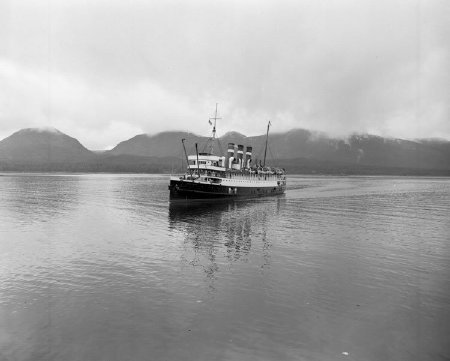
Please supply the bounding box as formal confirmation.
[168,106,286,200]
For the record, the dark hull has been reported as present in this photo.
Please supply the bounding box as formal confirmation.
[169,179,286,200]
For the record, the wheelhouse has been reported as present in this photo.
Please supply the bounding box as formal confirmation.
[187,153,226,173]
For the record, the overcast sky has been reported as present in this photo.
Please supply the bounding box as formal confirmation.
[0,0,449,149]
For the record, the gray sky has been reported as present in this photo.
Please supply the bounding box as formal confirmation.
[1,0,449,149]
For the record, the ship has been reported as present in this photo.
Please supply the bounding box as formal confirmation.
[168,105,286,200]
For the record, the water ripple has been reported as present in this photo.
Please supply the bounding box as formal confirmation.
[1,174,449,361]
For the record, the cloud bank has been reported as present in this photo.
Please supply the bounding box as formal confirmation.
[1,0,449,149]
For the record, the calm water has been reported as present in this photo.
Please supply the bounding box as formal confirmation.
[0,174,449,361]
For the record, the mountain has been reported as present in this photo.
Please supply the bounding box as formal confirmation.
[0,127,94,163]
[0,127,449,174]
[258,130,450,170]
[0,128,183,173]
[109,131,254,158]
[109,131,204,158]
[108,129,450,172]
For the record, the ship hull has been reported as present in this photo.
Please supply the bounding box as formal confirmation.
[169,178,286,200]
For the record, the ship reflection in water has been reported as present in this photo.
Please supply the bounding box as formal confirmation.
[168,198,284,292]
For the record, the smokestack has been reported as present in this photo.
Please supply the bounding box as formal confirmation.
[226,143,234,169]
[245,146,252,168]
[237,145,244,169]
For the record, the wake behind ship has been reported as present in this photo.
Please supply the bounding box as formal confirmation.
[168,106,286,200]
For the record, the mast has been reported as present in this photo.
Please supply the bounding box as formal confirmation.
[263,121,271,167]
[181,138,193,178]
[208,103,221,154]
[195,143,200,176]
